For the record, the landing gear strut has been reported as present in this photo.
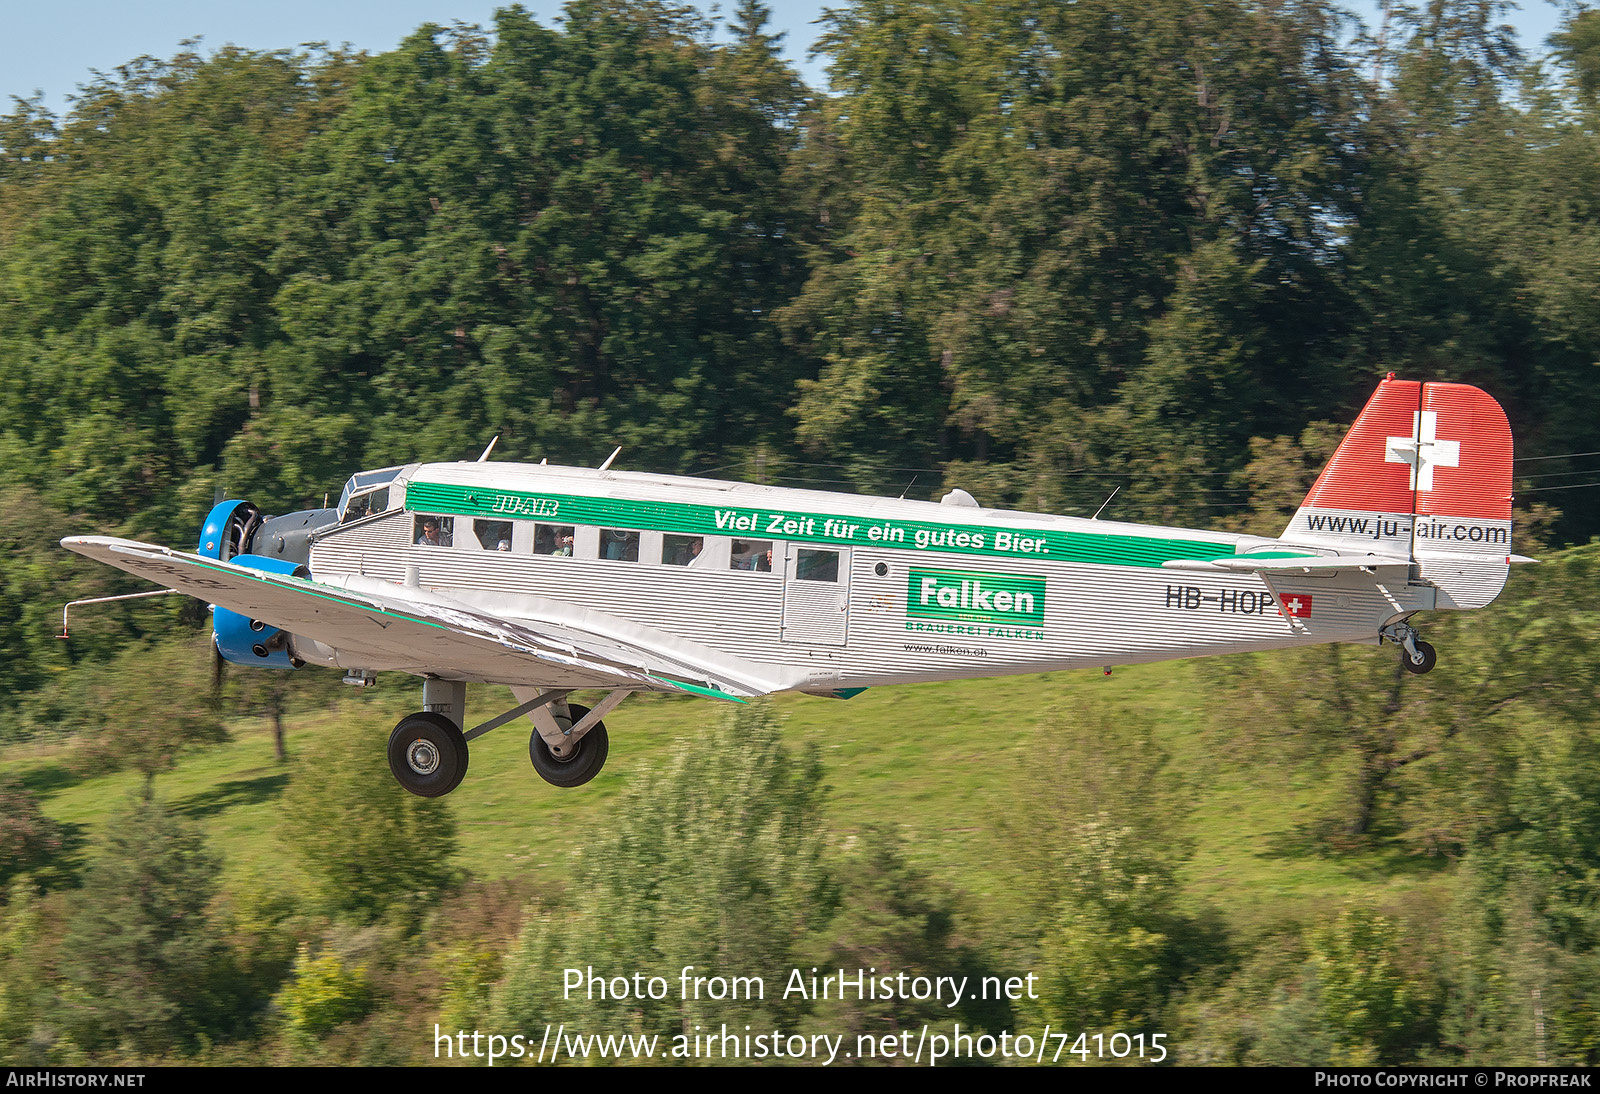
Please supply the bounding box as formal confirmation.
[383,683,631,797]
[1381,621,1437,676]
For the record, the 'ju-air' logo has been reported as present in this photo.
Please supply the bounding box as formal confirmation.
[907,568,1045,627]
[485,493,560,518]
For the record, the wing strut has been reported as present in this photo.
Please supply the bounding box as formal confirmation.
[1253,571,1309,634]
[569,689,630,739]
[462,689,575,743]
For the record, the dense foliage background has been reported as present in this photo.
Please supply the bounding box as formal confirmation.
[4,0,1600,1066]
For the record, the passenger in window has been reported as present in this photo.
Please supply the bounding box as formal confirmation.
[475,519,513,550]
[416,517,444,546]
[664,534,704,567]
[602,529,639,561]
[534,525,576,556]
[731,540,774,571]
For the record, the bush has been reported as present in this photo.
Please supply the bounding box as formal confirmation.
[277,719,459,923]
[56,796,234,1055]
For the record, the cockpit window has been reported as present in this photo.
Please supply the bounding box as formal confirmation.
[336,467,403,521]
[341,487,389,524]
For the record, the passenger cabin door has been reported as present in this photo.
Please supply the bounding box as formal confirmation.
[781,545,850,647]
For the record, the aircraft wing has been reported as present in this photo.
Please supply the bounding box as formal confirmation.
[1161,553,1414,574]
[60,536,773,699]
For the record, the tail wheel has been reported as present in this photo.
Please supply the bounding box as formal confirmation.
[1403,639,1437,676]
[388,712,469,797]
[528,703,609,788]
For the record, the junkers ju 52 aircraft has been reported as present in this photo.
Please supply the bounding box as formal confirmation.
[63,376,1524,797]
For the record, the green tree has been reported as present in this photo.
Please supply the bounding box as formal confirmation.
[277,718,459,923]
[491,702,833,1047]
[56,797,235,1055]
[802,826,1004,1046]
[1012,707,1201,1035]
[1441,718,1600,1065]
[1307,904,1426,1065]
[271,2,812,483]
[790,0,1368,515]
[0,777,62,886]
[1206,544,1600,851]
[273,942,374,1041]
[0,880,50,1064]
[70,636,227,788]
[0,485,128,726]
[1033,814,1181,1033]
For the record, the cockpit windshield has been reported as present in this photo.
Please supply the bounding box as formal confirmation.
[336,467,404,522]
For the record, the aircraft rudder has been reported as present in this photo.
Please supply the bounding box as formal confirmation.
[1410,382,1514,608]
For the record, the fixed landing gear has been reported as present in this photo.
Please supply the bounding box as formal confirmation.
[1381,621,1437,676]
[387,711,469,797]
[529,703,610,788]
[383,684,629,797]
[1402,639,1437,676]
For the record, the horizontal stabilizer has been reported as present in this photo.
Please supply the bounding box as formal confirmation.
[1162,553,1412,574]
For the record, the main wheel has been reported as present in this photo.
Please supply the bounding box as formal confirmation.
[528,703,609,788]
[1403,639,1437,676]
[388,712,469,797]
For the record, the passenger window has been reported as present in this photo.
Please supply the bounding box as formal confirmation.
[796,548,840,582]
[414,515,453,547]
[731,539,774,572]
[663,534,705,567]
[475,519,514,552]
[600,528,641,562]
[534,524,576,557]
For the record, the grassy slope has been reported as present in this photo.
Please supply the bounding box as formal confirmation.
[6,653,1457,945]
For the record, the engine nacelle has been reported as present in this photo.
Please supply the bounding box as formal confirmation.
[198,499,260,560]
[212,553,308,669]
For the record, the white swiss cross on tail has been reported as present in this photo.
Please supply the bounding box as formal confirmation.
[1385,411,1461,491]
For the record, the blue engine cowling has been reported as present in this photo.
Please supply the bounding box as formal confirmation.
[198,499,258,559]
[212,553,308,670]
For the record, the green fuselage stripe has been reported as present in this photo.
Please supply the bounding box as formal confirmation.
[403,482,1238,570]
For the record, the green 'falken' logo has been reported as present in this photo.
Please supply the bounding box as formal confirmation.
[907,568,1046,627]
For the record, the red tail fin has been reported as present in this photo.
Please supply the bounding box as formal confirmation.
[1283,377,1513,608]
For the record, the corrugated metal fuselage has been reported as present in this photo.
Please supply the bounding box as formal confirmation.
[305,462,1436,693]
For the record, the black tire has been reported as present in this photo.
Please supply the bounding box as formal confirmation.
[528,703,609,788]
[388,712,469,797]
[1403,639,1437,676]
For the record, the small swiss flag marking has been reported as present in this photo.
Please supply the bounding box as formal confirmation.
[1281,594,1313,619]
